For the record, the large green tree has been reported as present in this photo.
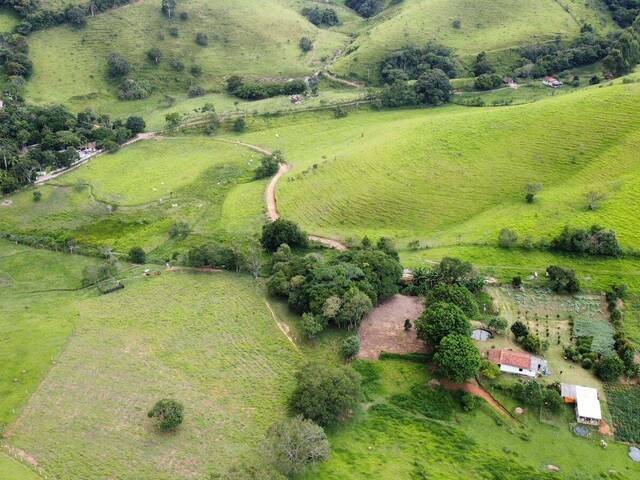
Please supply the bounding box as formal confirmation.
[434,334,482,383]
[415,302,471,346]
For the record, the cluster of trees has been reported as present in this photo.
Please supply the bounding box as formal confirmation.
[0,99,144,192]
[498,380,563,413]
[266,232,402,338]
[182,241,263,277]
[379,43,458,84]
[301,6,339,26]
[345,0,386,18]
[2,0,131,33]
[603,16,640,76]
[226,75,308,100]
[605,285,638,379]
[603,0,640,27]
[375,43,456,107]
[551,225,622,257]
[471,52,503,90]
[410,258,486,382]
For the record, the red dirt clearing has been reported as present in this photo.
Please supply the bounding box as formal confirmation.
[358,295,426,359]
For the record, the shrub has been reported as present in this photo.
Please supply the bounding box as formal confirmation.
[32,190,42,202]
[346,0,385,18]
[146,47,162,64]
[452,19,461,29]
[480,359,500,379]
[255,152,281,179]
[233,117,246,132]
[190,65,202,77]
[125,116,146,134]
[263,416,330,477]
[498,228,518,248]
[474,73,503,90]
[302,6,339,26]
[267,271,290,298]
[341,335,360,359]
[179,11,188,20]
[107,53,129,78]
[415,302,470,346]
[512,276,522,288]
[525,182,542,203]
[183,243,242,271]
[188,84,205,97]
[547,265,580,293]
[289,362,362,427]
[128,246,146,264]
[301,312,326,339]
[119,79,153,100]
[595,355,625,382]
[195,32,208,46]
[551,225,621,257]
[261,219,308,252]
[172,60,185,71]
[299,37,313,52]
[169,221,191,238]
[147,399,184,431]
[487,316,508,334]
[510,320,529,339]
[520,333,543,354]
[335,289,372,330]
[434,334,482,383]
[461,391,478,411]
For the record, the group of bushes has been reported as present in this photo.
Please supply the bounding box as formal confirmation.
[510,321,546,355]
[226,75,308,100]
[254,151,283,179]
[346,0,386,18]
[604,0,640,27]
[301,6,339,26]
[0,99,144,192]
[495,379,563,412]
[606,285,638,379]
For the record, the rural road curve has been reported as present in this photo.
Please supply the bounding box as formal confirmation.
[225,141,349,251]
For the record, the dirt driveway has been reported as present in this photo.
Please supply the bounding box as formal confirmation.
[358,294,426,359]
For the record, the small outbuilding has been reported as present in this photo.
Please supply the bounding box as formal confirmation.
[561,384,602,425]
[543,76,563,88]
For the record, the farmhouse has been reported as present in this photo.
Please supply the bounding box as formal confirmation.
[543,76,563,88]
[487,349,549,378]
[504,78,518,89]
[560,384,602,426]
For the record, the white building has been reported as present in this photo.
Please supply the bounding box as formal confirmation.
[560,384,602,425]
[487,349,549,378]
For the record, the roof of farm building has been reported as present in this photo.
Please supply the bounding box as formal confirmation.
[487,349,532,370]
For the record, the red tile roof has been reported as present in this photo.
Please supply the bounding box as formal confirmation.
[487,349,532,369]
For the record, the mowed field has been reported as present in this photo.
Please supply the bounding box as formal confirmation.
[4,267,301,479]
[332,0,618,81]
[0,136,267,256]
[236,80,640,252]
[24,0,347,117]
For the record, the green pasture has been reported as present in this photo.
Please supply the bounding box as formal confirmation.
[302,358,640,479]
[24,0,347,117]
[0,452,40,480]
[0,240,98,428]
[0,137,268,255]
[233,81,640,252]
[6,271,301,479]
[332,0,618,82]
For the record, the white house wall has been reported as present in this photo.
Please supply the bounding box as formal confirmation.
[500,364,536,378]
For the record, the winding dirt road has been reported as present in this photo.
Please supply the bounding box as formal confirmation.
[225,140,349,251]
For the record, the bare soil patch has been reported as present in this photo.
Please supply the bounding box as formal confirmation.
[358,294,426,359]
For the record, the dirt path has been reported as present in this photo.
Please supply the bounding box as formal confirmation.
[264,301,302,354]
[441,378,514,419]
[223,140,349,251]
[321,71,365,89]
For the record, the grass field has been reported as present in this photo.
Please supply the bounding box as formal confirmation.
[234,80,640,252]
[24,0,347,118]
[0,452,40,480]
[0,241,99,430]
[332,0,618,82]
[0,136,267,256]
[6,271,301,479]
[301,358,640,479]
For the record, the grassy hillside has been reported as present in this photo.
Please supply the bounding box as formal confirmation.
[332,0,618,81]
[234,80,640,252]
[6,271,301,479]
[24,0,347,116]
[0,137,267,256]
[0,241,98,428]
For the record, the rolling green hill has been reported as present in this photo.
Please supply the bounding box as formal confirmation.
[24,0,347,116]
[236,79,640,252]
[332,0,618,81]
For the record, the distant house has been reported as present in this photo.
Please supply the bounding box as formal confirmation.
[561,384,602,425]
[504,78,518,89]
[290,95,302,105]
[487,349,549,378]
[542,76,563,88]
